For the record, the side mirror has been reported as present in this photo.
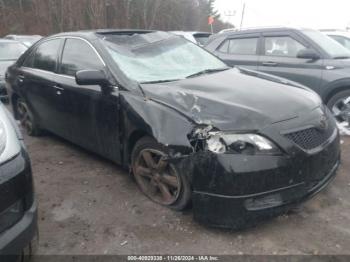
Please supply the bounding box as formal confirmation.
[75,70,110,89]
[297,49,320,60]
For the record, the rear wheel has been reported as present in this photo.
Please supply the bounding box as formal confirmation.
[16,99,42,136]
[131,137,191,211]
[327,90,350,134]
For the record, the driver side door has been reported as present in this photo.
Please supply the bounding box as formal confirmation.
[258,32,323,92]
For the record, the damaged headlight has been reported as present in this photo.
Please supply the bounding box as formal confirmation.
[206,132,281,155]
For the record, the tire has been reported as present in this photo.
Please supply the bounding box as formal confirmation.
[327,90,350,110]
[131,136,191,211]
[15,98,42,136]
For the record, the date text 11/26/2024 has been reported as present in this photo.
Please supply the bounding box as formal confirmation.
[127,256,220,261]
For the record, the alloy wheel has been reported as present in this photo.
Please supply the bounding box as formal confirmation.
[331,96,350,134]
[133,149,181,206]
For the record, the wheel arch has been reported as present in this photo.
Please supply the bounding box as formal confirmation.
[120,93,196,168]
[126,129,151,166]
[323,79,350,104]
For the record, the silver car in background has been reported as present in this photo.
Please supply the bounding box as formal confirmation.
[171,31,211,46]
[321,30,350,50]
[4,35,42,47]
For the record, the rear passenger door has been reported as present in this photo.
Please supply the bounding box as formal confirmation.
[258,32,323,90]
[20,39,64,133]
[214,34,260,70]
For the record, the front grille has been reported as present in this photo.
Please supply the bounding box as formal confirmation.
[284,127,334,151]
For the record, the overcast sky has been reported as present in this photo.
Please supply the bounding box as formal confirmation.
[214,0,350,30]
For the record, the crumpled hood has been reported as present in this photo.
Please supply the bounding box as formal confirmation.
[140,68,321,131]
[0,60,15,78]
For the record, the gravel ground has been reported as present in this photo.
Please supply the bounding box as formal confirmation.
[23,131,350,255]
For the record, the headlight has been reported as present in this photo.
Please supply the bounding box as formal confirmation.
[206,132,281,155]
[0,120,6,155]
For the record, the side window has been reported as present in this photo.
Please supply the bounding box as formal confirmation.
[22,51,35,68]
[218,38,258,55]
[218,39,229,53]
[60,39,104,76]
[264,36,307,57]
[31,39,61,72]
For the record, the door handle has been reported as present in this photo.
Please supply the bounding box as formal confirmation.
[53,84,64,95]
[262,61,278,66]
[53,85,64,91]
[18,75,25,83]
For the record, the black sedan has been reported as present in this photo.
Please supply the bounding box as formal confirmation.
[6,30,340,228]
[0,102,37,260]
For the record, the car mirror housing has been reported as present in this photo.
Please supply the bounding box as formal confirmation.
[297,49,320,60]
[75,70,110,90]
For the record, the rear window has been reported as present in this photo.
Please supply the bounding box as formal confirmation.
[218,38,258,55]
[194,34,211,46]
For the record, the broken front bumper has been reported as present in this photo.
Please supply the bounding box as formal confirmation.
[188,131,341,229]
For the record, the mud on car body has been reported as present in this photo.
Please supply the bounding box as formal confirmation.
[6,30,340,229]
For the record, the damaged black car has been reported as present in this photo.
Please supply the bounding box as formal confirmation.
[6,30,340,228]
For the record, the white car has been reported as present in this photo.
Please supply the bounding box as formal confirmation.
[171,31,211,46]
[4,35,42,47]
[321,30,350,50]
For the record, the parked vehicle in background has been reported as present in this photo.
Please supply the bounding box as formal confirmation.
[6,30,340,229]
[0,103,38,260]
[0,40,27,103]
[321,29,350,50]
[218,28,237,34]
[4,35,42,47]
[171,31,211,46]
[205,27,350,132]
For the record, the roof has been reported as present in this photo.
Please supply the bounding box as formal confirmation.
[320,29,347,32]
[51,29,155,40]
[219,26,308,35]
[171,31,211,35]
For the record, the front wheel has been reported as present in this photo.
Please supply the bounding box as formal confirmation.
[131,137,191,211]
[327,90,350,134]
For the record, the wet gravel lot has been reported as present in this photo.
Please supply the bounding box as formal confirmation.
[24,131,350,255]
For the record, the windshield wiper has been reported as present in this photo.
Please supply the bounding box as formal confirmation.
[140,79,181,84]
[186,67,230,79]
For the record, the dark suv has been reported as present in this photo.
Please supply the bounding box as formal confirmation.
[206,27,350,131]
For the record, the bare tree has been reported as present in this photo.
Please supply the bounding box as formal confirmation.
[0,0,233,36]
